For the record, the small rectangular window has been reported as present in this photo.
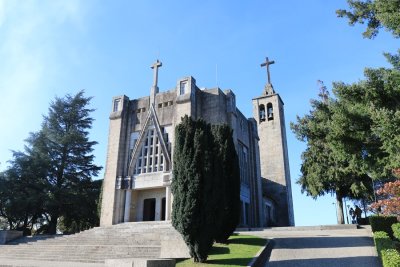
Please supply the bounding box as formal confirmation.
[158,103,163,108]
[113,99,120,112]
[180,82,187,95]
[168,101,173,106]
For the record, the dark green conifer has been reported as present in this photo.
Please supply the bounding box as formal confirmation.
[212,124,241,243]
[172,116,241,262]
[172,116,214,262]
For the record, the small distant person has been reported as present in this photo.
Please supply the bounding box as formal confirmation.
[354,205,362,224]
[349,207,356,224]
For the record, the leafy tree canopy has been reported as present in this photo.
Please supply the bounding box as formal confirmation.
[337,0,400,38]
[370,180,400,215]
[291,64,400,223]
[0,91,102,234]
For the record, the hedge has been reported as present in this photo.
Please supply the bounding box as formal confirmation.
[370,215,398,238]
[381,249,400,267]
[373,231,400,267]
[391,223,400,241]
[373,231,393,258]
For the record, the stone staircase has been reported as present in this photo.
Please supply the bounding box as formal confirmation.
[0,221,189,267]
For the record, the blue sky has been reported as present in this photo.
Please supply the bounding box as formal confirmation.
[0,0,398,226]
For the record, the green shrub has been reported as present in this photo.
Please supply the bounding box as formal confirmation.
[381,249,400,267]
[374,231,393,258]
[391,223,400,241]
[370,215,398,238]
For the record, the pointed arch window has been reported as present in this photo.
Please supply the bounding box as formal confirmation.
[134,128,167,175]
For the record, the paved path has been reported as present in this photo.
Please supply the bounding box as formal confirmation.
[240,226,381,267]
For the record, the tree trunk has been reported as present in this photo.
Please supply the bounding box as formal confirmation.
[336,194,345,224]
[362,199,367,218]
[48,214,58,234]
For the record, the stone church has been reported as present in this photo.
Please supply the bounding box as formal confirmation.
[100,58,294,228]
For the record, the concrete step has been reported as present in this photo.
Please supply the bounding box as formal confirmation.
[0,222,188,266]
[0,251,160,260]
[3,240,161,245]
[0,258,105,267]
[0,252,160,259]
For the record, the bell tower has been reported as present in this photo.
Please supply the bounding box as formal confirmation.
[253,57,294,226]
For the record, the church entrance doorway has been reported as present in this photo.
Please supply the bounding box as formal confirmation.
[143,198,156,221]
[161,197,166,220]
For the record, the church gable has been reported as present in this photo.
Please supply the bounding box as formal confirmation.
[128,105,171,177]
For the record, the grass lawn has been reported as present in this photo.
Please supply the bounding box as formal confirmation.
[176,234,267,266]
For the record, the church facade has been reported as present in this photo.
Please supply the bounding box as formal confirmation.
[100,59,294,228]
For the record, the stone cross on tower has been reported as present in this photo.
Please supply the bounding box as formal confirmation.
[261,57,275,85]
[260,57,276,95]
[150,59,162,105]
[151,60,162,87]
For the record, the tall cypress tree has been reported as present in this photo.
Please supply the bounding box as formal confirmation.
[172,116,214,262]
[172,116,241,262]
[212,125,241,243]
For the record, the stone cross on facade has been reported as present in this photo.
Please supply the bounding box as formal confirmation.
[260,57,275,85]
[151,60,162,87]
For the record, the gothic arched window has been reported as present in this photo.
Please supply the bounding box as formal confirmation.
[259,104,266,122]
[267,103,274,121]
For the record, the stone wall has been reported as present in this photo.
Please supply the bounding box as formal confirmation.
[0,230,22,244]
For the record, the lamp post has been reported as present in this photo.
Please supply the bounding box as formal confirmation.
[371,177,379,215]
[332,202,338,223]
[372,178,377,203]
